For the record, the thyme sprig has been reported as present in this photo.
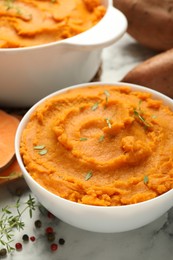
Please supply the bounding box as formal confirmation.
[133,100,151,129]
[0,194,36,253]
[0,171,21,181]
[4,0,24,16]
[4,0,14,10]
[104,90,110,102]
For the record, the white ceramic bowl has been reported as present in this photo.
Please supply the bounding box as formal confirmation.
[0,0,127,107]
[15,82,173,233]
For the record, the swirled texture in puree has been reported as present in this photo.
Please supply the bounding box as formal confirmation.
[20,85,173,206]
[0,0,106,48]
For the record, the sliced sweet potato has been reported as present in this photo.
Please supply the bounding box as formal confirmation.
[0,158,22,184]
[0,110,20,171]
[121,48,173,98]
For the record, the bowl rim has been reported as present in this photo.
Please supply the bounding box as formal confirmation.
[0,0,120,52]
[15,81,173,210]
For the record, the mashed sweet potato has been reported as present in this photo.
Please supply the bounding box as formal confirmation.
[20,85,173,206]
[0,0,106,48]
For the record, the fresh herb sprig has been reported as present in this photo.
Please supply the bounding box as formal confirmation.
[133,100,151,129]
[0,194,36,253]
[133,109,150,127]
[4,0,24,16]
[4,0,14,11]
[0,171,21,181]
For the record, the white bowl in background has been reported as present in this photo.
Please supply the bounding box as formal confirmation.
[15,82,173,233]
[0,0,127,107]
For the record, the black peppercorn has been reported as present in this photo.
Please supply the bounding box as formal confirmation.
[15,188,23,197]
[47,232,55,242]
[58,238,65,245]
[0,248,7,257]
[22,234,29,242]
[34,220,42,228]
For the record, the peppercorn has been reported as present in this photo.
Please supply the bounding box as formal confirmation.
[22,234,29,242]
[50,243,58,252]
[45,227,54,234]
[58,238,65,245]
[15,243,22,251]
[47,232,55,242]
[30,236,36,242]
[15,187,23,197]
[34,219,42,228]
[0,248,7,256]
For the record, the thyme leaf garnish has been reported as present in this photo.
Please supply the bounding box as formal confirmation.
[151,114,157,119]
[4,0,22,15]
[34,145,45,150]
[15,5,22,15]
[134,110,145,124]
[91,102,99,111]
[133,100,151,129]
[134,109,151,128]
[85,170,93,181]
[39,149,47,155]
[105,118,112,128]
[34,145,47,155]
[4,0,14,10]
[104,90,110,104]
[143,175,149,184]
[80,137,88,141]
[99,135,104,142]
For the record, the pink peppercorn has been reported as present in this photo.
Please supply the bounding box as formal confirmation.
[15,243,22,251]
[30,236,36,242]
[45,227,54,234]
[50,243,58,252]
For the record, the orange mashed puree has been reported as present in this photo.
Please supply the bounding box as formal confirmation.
[0,0,106,48]
[20,85,173,206]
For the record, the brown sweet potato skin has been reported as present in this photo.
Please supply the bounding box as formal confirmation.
[113,0,173,51]
[122,48,173,98]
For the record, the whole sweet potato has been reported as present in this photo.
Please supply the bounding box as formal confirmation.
[122,48,173,98]
[113,0,173,51]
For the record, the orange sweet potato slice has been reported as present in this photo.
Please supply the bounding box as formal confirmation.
[0,158,22,184]
[0,110,20,172]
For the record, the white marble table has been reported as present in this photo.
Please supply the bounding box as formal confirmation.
[1,34,173,260]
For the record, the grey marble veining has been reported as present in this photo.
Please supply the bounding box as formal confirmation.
[1,34,173,260]
[101,33,157,82]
